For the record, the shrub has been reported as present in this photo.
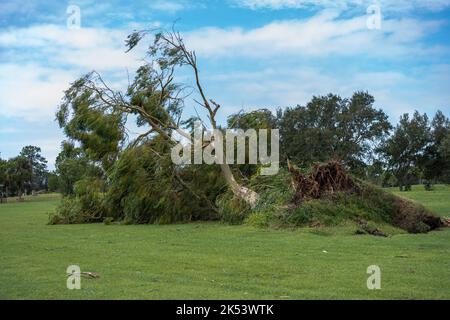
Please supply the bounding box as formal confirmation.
[49,177,106,224]
[216,192,251,225]
[245,211,272,228]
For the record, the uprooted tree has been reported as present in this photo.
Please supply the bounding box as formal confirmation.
[52,29,448,234]
[56,29,258,212]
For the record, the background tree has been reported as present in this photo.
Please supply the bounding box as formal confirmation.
[380,111,431,191]
[7,156,32,200]
[439,133,450,182]
[227,108,279,179]
[46,172,60,193]
[19,146,48,192]
[278,92,391,172]
[0,158,8,198]
[422,110,450,185]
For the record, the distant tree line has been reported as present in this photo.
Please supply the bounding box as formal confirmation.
[0,146,49,199]
[1,93,448,204]
[228,93,450,191]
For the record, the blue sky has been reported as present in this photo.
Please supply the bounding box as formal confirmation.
[1,0,450,168]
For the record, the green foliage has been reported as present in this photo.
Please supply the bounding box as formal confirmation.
[1,149,49,197]
[6,156,32,198]
[49,177,106,225]
[216,193,251,225]
[440,134,450,182]
[46,172,60,192]
[422,111,450,184]
[49,197,81,224]
[104,143,182,224]
[245,211,272,228]
[278,92,391,170]
[0,159,7,189]
[55,141,101,196]
[227,109,279,179]
[57,89,124,171]
[216,163,440,235]
[217,169,293,225]
[19,146,48,191]
[380,111,431,190]
[283,200,343,226]
[104,139,224,224]
[227,108,278,131]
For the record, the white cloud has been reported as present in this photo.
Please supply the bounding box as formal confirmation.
[185,11,446,59]
[0,24,147,122]
[0,24,143,71]
[149,1,187,13]
[0,63,75,121]
[233,0,450,12]
[0,127,18,134]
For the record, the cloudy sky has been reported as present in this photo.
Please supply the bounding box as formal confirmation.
[1,0,449,168]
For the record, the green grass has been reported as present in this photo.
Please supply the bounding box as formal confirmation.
[388,184,450,217]
[0,189,449,300]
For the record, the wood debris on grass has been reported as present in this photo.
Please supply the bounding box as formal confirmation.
[67,272,100,279]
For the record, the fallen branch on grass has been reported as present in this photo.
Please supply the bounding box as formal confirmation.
[66,272,100,279]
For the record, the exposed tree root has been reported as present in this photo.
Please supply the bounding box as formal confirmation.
[288,160,356,204]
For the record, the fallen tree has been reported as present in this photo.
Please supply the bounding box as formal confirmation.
[51,29,447,234]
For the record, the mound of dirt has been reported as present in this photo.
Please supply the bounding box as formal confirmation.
[288,160,357,204]
[287,160,447,234]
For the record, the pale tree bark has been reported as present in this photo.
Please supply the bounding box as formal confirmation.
[157,31,259,207]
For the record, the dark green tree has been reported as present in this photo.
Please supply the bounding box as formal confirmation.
[380,111,431,191]
[55,141,101,196]
[0,158,8,198]
[7,156,32,199]
[19,146,48,192]
[422,111,450,184]
[438,132,450,182]
[278,92,391,170]
[46,172,60,193]
[227,109,279,178]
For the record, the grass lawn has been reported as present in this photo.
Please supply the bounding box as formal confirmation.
[0,189,449,300]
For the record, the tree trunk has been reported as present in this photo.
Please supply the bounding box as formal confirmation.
[220,164,258,208]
